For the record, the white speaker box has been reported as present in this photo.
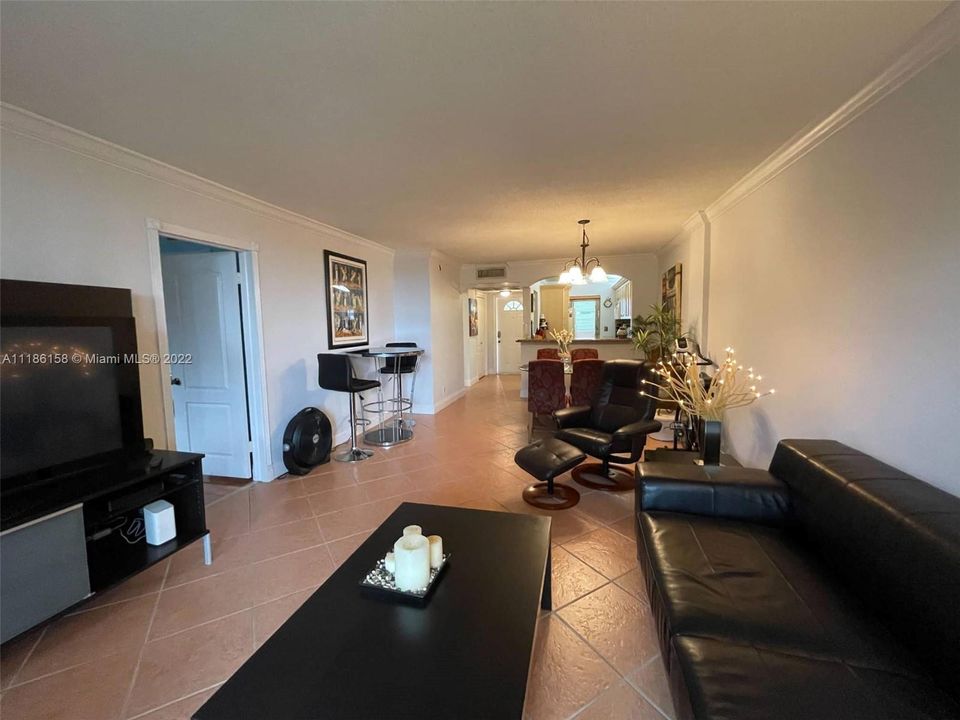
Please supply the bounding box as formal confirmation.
[143,500,176,546]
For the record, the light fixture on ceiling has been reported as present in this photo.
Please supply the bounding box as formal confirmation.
[558,219,607,285]
[499,289,512,297]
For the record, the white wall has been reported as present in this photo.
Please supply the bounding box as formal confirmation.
[0,107,395,479]
[705,46,960,494]
[392,252,434,411]
[657,214,709,344]
[393,250,466,412]
[461,253,660,333]
[429,251,466,409]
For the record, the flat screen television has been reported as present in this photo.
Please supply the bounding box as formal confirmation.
[0,315,145,492]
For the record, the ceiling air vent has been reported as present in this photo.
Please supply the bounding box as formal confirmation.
[477,266,507,280]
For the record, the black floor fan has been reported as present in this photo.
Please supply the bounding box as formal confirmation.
[282,407,332,475]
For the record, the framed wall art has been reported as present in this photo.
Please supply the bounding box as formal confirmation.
[324,250,369,348]
[467,298,478,337]
[661,263,682,324]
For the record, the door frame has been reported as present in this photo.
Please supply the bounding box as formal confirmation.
[496,292,524,374]
[145,218,273,482]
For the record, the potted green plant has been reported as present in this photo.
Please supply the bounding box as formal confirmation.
[632,303,681,360]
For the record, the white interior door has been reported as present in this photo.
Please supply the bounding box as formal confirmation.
[497,296,524,374]
[162,250,251,478]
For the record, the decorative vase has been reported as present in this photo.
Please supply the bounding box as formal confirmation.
[699,419,722,466]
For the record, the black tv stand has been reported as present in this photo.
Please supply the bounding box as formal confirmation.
[0,450,210,643]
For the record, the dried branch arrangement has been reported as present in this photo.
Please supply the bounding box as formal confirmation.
[550,328,574,356]
[642,347,775,421]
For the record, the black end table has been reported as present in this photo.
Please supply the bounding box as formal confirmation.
[643,447,741,467]
[194,503,551,720]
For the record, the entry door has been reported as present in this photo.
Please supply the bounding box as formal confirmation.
[162,250,251,478]
[497,296,524,374]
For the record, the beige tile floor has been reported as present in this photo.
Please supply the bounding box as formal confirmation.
[0,375,675,720]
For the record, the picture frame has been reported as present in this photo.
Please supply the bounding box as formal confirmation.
[661,262,682,325]
[324,250,369,349]
[467,298,478,337]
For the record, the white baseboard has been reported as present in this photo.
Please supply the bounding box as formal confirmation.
[431,388,466,414]
[411,388,467,415]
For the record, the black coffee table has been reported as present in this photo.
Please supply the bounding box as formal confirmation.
[194,502,552,720]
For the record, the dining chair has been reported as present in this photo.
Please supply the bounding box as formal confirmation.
[570,347,599,361]
[527,359,566,440]
[570,358,605,406]
[537,348,560,360]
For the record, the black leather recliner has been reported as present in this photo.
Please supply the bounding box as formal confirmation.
[553,359,661,490]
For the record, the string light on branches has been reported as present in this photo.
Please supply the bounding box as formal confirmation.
[641,347,775,421]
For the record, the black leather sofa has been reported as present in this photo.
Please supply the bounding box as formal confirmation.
[635,439,960,720]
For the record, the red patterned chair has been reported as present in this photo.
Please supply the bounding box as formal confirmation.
[537,348,560,360]
[570,359,605,406]
[570,347,599,361]
[527,359,566,440]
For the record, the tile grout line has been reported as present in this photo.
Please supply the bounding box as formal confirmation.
[147,577,325,645]
[4,624,48,690]
[124,681,224,720]
[551,571,668,720]
[162,537,331,592]
[623,656,675,720]
[553,607,634,698]
[118,558,171,720]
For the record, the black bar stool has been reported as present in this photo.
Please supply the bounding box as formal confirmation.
[378,341,420,428]
[318,353,380,463]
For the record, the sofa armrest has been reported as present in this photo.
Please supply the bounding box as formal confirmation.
[554,405,591,429]
[614,419,662,442]
[636,462,790,525]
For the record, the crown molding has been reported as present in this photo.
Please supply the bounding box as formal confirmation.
[657,210,708,253]
[0,103,394,255]
[704,3,960,222]
[500,249,660,268]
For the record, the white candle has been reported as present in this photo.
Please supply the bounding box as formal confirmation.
[403,525,422,536]
[393,534,430,591]
[428,535,443,569]
[384,551,395,574]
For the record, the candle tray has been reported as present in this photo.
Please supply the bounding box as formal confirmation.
[359,553,450,606]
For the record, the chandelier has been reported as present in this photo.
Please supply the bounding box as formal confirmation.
[558,219,607,285]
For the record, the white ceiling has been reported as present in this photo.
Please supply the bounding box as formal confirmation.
[0,2,948,262]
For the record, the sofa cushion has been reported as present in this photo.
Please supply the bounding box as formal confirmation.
[640,511,918,674]
[669,635,960,720]
[770,440,960,696]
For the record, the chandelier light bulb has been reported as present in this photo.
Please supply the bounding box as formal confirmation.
[558,270,572,284]
[568,264,583,282]
[589,265,608,283]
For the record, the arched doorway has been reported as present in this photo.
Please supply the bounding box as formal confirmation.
[530,275,632,340]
